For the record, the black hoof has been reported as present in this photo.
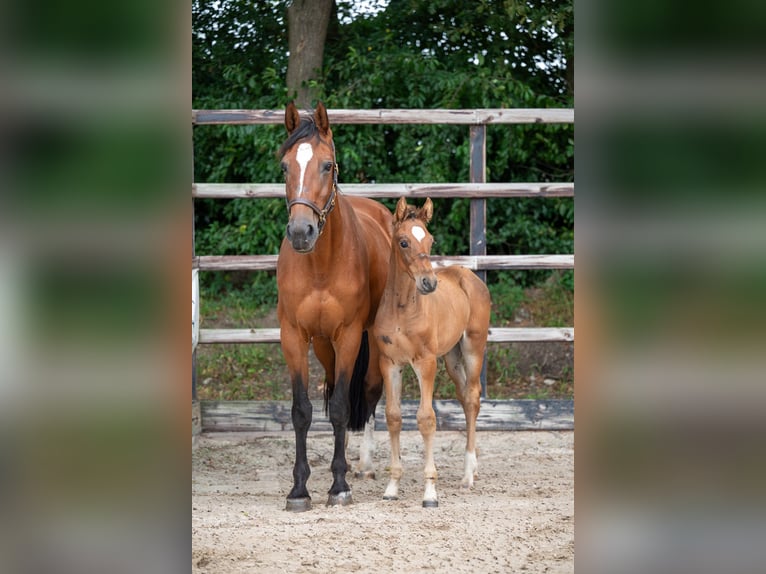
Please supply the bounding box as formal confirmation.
[422,499,439,508]
[382,495,398,501]
[285,497,312,512]
[326,491,353,507]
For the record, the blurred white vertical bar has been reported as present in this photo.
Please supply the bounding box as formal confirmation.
[0,237,26,411]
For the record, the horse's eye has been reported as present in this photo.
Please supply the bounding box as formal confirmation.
[322,161,333,173]
[280,162,288,174]
[399,239,409,249]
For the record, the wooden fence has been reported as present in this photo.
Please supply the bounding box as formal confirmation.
[192,108,574,431]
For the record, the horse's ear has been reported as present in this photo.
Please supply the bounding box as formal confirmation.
[420,198,433,225]
[394,197,408,223]
[285,101,300,134]
[314,101,330,136]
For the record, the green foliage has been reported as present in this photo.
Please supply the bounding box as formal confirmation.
[488,278,527,324]
[193,0,574,290]
[200,270,277,309]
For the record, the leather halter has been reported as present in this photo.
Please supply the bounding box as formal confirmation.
[286,141,339,236]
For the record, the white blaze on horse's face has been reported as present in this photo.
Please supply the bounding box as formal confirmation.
[295,142,313,196]
[411,225,426,243]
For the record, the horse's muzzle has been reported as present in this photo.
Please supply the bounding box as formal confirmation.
[286,216,318,253]
[417,276,437,294]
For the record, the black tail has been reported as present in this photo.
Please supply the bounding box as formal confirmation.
[347,330,370,431]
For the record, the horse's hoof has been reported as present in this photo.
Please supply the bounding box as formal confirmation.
[326,490,353,507]
[354,470,376,480]
[422,499,439,508]
[285,497,312,512]
[382,494,398,501]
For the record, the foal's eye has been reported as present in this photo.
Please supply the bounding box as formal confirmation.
[399,239,409,249]
[280,162,288,174]
[322,161,333,173]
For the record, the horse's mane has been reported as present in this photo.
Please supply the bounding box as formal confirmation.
[402,207,420,221]
[394,205,424,227]
[278,115,322,157]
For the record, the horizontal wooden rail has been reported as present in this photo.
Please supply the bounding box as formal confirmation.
[200,399,575,432]
[195,254,574,271]
[199,327,573,344]
[200,328,281,344]
[193,182,574,199]
[193,108,574,126]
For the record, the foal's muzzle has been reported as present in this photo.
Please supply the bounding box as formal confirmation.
[416,275,438,294]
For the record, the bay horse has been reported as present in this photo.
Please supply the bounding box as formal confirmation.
[373,197,491,507]
[276,101,392,512]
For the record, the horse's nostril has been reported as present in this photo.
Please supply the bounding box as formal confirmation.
[306,224,315,237]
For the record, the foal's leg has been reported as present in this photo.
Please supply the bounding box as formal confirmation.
[381,362,403,500]
[444,341,477,488]
[281,327,313,512]
[459,335,485,489]
[414,357,439,507]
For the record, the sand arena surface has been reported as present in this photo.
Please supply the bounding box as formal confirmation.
[192,429,573,573]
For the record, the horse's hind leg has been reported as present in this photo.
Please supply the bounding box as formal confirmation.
[445,338,480,489]
[414,357,439,507]
[355,340,384,479]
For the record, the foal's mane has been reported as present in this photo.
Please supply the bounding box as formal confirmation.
[278,113,325,157]
[395,205,427,227]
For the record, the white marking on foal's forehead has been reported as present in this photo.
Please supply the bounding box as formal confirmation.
[411,225,426,243]
[295,143,313,196]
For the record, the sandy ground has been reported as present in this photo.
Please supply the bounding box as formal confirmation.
[192,429,573,573]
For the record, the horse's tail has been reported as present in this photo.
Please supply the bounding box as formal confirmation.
[347,330,370,431]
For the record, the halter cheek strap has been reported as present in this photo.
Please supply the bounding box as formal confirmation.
[285,142,339,236]
[286,167,337,234]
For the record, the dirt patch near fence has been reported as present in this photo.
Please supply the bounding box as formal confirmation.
[192,430,573,573]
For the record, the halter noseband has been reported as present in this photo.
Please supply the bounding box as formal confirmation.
[285,141,339,236]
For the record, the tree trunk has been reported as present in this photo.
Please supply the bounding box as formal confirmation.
[286,0,334,108]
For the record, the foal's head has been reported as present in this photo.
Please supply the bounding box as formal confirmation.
[392,197,437,294]
[279,101,338,253]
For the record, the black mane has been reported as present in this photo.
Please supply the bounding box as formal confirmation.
[278,116,321,157]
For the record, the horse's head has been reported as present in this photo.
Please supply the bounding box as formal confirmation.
[279,101,338,253]
[392,197,438,294]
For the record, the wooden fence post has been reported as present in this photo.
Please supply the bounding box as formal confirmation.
[469,125,489,397]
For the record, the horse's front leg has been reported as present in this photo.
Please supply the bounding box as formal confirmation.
[381,361,403,500]
[280,326,312,512]
[414,356,439,507]
[325,329,362,506]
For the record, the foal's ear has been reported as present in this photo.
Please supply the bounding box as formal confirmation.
[394,197,408,223]
[285,101,300,134]
[419,198,433,224]
[314,101,330,136]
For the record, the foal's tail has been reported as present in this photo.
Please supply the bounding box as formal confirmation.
[347,330,370,431]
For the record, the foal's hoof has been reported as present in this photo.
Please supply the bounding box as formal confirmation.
[422,499,439,508]
[326,490,353,507]
[382,494,398,501]
[285,497,312,512]
[354,470,376,480]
